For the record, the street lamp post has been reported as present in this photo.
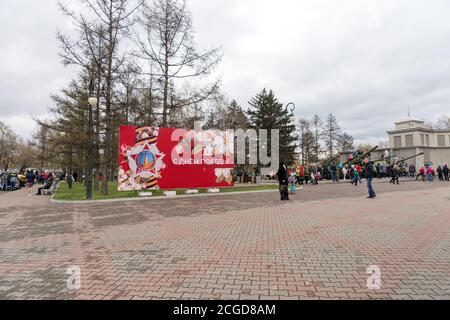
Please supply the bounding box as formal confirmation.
[284,102,296,165]
[99,148,105,190]
[86,91,98,200]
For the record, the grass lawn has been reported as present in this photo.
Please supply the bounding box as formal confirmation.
[54,181,278,201]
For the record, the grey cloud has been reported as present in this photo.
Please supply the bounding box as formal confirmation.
[1,0,450,143]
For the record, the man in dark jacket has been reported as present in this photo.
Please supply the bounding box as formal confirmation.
[364,160,376,199]
[277,163,289,201]
[443,164,449,181]
[376,163,381,179]
[329,163,336,182]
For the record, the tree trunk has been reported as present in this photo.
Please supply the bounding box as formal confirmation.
[162,4,170,127]
[162,65,169,126]
[94,48,102,192]
[101,4,114,196]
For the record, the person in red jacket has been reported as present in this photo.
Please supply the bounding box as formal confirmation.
[416,166,425,181]
[356,164,363,183]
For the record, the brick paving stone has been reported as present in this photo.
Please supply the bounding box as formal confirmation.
[389,294,412,300]
[181,293,202,299]
[409,295,434,300]
[239,294,260,300]
[163,292,183,299]
[261,295,281,300]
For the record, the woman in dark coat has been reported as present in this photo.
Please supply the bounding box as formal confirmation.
[277,163,289,201]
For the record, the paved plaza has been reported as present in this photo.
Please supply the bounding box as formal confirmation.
[0,181,449,300]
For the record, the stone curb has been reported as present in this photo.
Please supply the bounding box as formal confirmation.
[49,189,279,205]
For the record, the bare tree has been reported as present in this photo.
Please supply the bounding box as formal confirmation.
[0,122,18,171]
[298,119,315,166]
[32,123,50,170]
[435,115,450,129]
[322,113,341,160]
[15,140,38,173]
[378,140,389,149]
[337,132,355,153]
[357,143,375,153]
[311,114,322,163]
[58,0,143,195]
[136,0,222,126]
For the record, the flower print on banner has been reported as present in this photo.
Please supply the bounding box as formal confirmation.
[215,168,233,185]
[173,130,234,161]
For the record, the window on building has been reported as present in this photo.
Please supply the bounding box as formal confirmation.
[405,135,414,147]
[394,136,402,148]
[438,135,445,147]
[421,134,425,146]
[426,135,430,146]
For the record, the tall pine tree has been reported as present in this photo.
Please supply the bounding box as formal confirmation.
[246,89,297,165]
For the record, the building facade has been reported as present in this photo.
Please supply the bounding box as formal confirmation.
[387,117,450,167]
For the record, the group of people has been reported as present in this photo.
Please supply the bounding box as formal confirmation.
[288,165,324,186]
[0,172,19,191]
[276,159,450,202]
[341,160,377,198]
[276,160,377,200]
[0,169,57,196]
[26,170,58,196]
[414,164,449,182]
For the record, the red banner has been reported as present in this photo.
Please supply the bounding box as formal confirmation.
[118,126,235,190]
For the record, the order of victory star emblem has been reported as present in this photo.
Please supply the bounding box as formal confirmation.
[128,142,165,180]
[118,127,165,191]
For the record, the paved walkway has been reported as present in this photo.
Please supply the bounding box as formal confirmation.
[0,181,449,300]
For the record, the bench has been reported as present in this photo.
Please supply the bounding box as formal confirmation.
[42,181,58,196]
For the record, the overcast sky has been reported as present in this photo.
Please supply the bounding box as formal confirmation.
[1,0,450,145]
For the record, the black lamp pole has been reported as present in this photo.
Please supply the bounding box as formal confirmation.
[284,102,296,165]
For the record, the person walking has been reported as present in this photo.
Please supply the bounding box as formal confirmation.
[382,164,387,179]
[409,164,416,178]
[390,165,399,184]
[330,163,338,182]
[314,171,322,185]
[443,164,449,181]
[288,173,297,195]
[356,164,363,183]
[353,166,359,186]
[25,170,35,196]
[298,165,305,185]
[437,165,444,181]
[416,166,425,181]
[364,160,376,199]
[427,166,434,182]
[277,163,289,201]
[350,165,355,185]
[376,163,381,179]
[304,167,310,185]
